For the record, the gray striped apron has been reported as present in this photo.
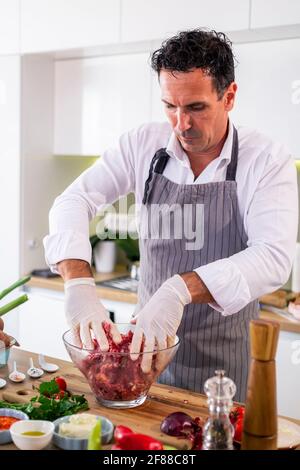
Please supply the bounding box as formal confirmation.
[138,127,259,402]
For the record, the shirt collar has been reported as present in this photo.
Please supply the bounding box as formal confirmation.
[166,119,234,167]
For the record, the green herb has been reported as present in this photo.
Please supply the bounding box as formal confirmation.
[0,379,89,421]
[38,378,60,396]
[115,237,139,262]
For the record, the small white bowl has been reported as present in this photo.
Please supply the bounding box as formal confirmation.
[10,420,54,450]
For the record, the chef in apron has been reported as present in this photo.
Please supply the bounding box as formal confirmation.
[44,29,298,403]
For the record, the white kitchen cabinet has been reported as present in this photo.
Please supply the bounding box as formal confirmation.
[0,56,21,290]
[20,0,120,53]
[54,53,151,155]
[276,330,300,420]
[251,0,300,29]
[231,38,300,156]
[18,290,70,361]
[0,0,19,54]
[18,288,136,360]
[121,0,250,43]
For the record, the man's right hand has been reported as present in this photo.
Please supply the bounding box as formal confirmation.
[64,277,122,350]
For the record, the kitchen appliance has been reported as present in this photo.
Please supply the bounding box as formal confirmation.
[96,275,138,293]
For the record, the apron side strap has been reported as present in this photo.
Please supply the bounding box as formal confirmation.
[142,148,168,204]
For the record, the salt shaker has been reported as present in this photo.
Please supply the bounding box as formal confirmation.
[202,370,236,450]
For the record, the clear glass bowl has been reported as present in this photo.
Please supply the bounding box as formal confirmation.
[0,336,17,368]
[63,324,180,409]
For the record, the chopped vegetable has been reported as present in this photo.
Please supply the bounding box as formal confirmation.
[0,416,20,430]
[88,420,102,450]
[0,378,89,421]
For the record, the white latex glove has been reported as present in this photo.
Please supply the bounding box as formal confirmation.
[64,277,122,350]
[130,274,191,373]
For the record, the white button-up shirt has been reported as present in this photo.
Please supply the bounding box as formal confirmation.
[43,120,298,315]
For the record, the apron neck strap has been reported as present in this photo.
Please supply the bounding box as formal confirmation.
[225,126,239,181]
[142,148,169,204]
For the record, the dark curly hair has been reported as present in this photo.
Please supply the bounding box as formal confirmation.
[151,29,235,99]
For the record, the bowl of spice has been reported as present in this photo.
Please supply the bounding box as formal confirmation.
[0,408,29,444]
[10,419,54,450]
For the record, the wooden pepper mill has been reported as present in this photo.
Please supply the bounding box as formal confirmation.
[241,319,280,450]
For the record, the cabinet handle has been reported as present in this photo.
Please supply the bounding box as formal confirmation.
[108,310,115,322]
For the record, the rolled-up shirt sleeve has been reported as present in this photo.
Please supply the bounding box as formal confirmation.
[195,152,298,316]
[43,131,136,272]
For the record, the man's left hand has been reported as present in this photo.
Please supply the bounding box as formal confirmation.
[130,274,191,373]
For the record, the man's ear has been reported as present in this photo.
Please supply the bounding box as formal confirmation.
[224,82,237,111]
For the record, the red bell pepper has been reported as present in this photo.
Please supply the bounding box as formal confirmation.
[113,425,134,446]
[113,425,163,450]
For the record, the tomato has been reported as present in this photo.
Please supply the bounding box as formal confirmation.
[229,406,245,425]
[0,416,20,430]
[233,417,243,443]
[53,390,67,400]
[55,377,67,391]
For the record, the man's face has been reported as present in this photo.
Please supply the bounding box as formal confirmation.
[159,68,237,154]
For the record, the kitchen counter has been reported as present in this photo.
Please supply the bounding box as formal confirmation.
[26,270,300,334]
[1,348,300,451]
[26,268,137,304]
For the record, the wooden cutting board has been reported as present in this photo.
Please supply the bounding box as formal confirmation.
[2,387,37,404]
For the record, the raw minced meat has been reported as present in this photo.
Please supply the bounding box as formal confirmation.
[80,324,156,402]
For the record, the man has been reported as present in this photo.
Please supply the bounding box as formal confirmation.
[44,29,298,401]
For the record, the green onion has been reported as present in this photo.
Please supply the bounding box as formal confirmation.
[0,294,29,317]
[0,276,31,301]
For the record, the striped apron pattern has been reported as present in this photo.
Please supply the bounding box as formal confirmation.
[137,127,259,402]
